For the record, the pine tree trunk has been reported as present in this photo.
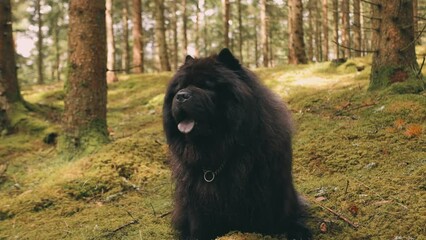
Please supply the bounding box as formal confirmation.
[341,0,350,58]
[322,0,329,61]
[222,0,230,49]
[307,0,314,61]
[195,2,200,57]
[62,0,109,156]
[36,0,44,84]
[237,0,243,62]
[54,25,61,81]
[413,0,420,45]
[172,0,178,69]
[288,0,307,64]
[132,0,144,73]
[0,0,21,103]
[154,0,171,71]
[314,0,322,62]
[121,0,130,73]
[353,0,362,57]
[106,0,118,83]
[182,0,188,55]
[333,0,339,59]
[254,19,259,68]
[260,0,269,67]
[369,0,422,91]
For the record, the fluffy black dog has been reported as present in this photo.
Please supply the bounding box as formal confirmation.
[163,48,311,240]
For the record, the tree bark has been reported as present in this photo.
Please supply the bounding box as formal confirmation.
[307,0,314,61]
[260,0,269,67]
[413,0,420,45]
[353,0,362,57]
[237,0,243,62]
[132,0,144,73]
[62,0,109,155]
[341,0,350,58]
[36,0,44,84]
[195,2,200,57]
[369,0,421,90]
[288,0,307,64]
[0,0,21,103]
[314,0,322,61]
[154,0,171,71]
[333,0,339,59]
[122,0,130,73]
[106,0,118,82]
[222,0,230,49]
[172,0,178,69]
[182,0,188,55]
[322,0,329,61]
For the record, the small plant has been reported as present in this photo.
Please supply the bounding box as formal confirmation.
[404,124,423,138]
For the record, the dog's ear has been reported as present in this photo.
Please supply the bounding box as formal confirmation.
[217,48,241,70]
[184,55,194,64]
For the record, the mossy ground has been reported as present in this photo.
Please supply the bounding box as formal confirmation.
[0,59,425,239]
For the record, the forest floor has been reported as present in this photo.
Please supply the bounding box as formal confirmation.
[0,57,425,240]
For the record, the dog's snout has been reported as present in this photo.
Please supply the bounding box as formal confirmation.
[176,90,192,103]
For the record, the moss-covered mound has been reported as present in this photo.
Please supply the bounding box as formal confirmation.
[0,62,424,239]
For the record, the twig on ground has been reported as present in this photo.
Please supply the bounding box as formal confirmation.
[159,210,172,218]
[320,205,359,229]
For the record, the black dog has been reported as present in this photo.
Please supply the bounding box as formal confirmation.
[163,48,311,240]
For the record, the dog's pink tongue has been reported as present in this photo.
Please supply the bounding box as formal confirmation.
[178,120,195,134]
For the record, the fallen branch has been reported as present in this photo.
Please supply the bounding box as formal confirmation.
[320,205,359,229]
[159,210,172,218]
[102,211,140,237]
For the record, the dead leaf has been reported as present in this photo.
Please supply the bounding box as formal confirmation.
[319,222,327,233]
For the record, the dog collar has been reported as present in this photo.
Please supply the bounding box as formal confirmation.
[202,159,227,183]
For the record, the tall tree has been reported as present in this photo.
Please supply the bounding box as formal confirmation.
[0,0,22,131]
[353,0,362,57]
[369,0,422,90]
[132,0,144,73]
[121,0,130,73]
[0,0,21,103]
[260,0,269,67]
[36,0,44,84]
[314,0,322,61]
[307,0,314,61]
[154,0,171,71]
[333,0,339,58]
[413,0,420,45]
[106,0,118,82]
[182,0,188,55]
[341,0,350,58]
[172,0,178,70]
[222,0,230,49]
[288,0,307,64]
[322,0,329,61]
[62,0,109,155]
[237,0,243,62]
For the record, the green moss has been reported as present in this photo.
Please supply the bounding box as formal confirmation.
[59,119,110,160]
[1,68,425,239]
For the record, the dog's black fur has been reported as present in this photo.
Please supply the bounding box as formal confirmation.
[163,48,311,240]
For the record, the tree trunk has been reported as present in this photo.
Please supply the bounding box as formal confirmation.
[254,20,259,68]
[353,0,362,57]
[172,0,178,70]
[222,0,230,49]
[314,0,322,61]
[237,0,243,62]
[369,0,421,91]
[341,0,350,58]
[413,0,420,45]
[106,0,118,83]
[307,0,314,61]
[333,0,339,59]
[0,0,21,103]
[260,0,269,67]
[132,0,144,73]
[322,0,329,61]
[62,0,109,156]
[154,0,171,71]
[182,0,188,55]
[36,0,44,84]
[288,0,307,64]
[121,0,130,73]
[195,2,200,57]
